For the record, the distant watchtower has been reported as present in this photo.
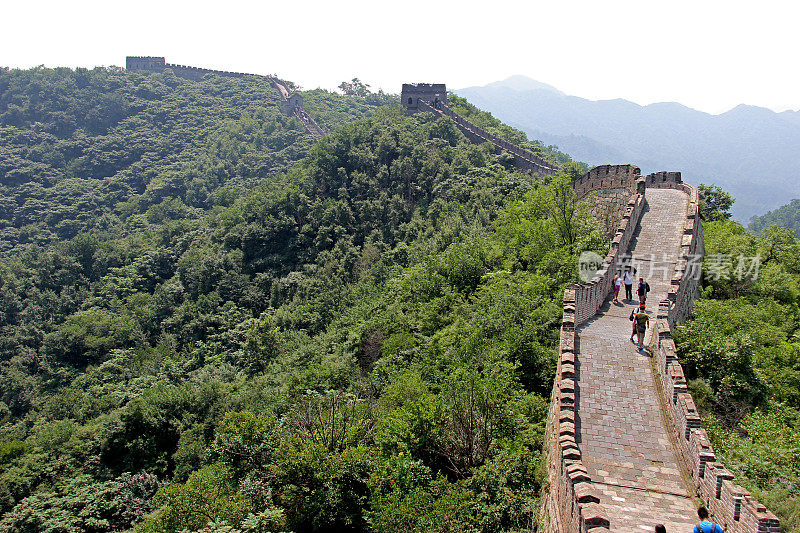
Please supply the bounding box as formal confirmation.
[126,56,166,73]
[279,92,304,116]
[401,83,447,113]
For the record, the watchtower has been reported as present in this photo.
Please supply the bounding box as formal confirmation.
[126,56,166,73]
[401,83,447,113]
[280,92,304,116]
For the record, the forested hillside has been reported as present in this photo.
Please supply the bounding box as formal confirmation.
[0,66,393,254]
[675,197,800,530]
[0,66,586,532]
[749,198,800,238]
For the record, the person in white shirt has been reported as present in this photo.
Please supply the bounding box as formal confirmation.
[623,268,634,301]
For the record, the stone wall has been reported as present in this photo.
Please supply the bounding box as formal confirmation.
[572,164,642,199]
[650,182,780,533]
[126,56,252,81]
[416,99,559,176]
[280,93,304,116]
[644,170,684,190]
[545,170,779,531]
[126,56,165,72]
[543,172,647,532]
[583,188,632,243]
[567,165,648,326]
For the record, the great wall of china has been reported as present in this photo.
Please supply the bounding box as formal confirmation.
[543,166,779,532]
[125,57,325,139]
[120,64,780,530]
[401,83,559,176]
[401,84,779,531]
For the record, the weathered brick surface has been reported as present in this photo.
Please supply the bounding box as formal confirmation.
[649,183,779,532]
[575,188,698,531]
[544,167,651,532]
[558,182,780,532]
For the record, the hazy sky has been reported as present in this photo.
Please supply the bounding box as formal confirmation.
[3,0,798,115]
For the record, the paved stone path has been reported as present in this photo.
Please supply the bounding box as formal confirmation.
[576,189,697,531]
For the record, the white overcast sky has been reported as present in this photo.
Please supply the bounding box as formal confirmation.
[3,0,798,115]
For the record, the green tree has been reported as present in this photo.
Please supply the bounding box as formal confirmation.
[338,78,371,97]
[698,183,735,221]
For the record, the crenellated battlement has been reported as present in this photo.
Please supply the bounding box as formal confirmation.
[544,170,779,532]
[573,164,642,198]
[651,187,779,532]
[644,170,683,188]
[126,56,253,81]
[126,56,165,72]
[401,83,448,113]
[544,170,647,531]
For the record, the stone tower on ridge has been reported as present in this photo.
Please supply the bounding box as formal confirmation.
[401,83,447,113]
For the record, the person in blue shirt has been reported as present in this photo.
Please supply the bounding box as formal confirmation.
[694,506,724,533]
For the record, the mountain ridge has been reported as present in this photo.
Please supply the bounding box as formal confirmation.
[456,76,800,220]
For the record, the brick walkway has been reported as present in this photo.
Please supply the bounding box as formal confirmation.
[576,189,697,531]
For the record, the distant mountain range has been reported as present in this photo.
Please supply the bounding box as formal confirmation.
[456,75,800,221]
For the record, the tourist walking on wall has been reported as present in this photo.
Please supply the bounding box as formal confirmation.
[630,303,649,349]
[623,268,634,301]
[693,507,724,533]
[612,274,621,303]
[638,277,651,304]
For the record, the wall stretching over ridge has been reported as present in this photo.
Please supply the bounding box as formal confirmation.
[544,166,647,531]
[126,57,325,138]
[126,56,252,81]
[271,79,326,139]
[648,177,780,533]
[545,167,779,532]
[411,97,559,176]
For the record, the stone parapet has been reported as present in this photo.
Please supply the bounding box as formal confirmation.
[572,181,646,326]
[544,171,647,532]
[401,83,448,113]
[126,56,254,81]
[651,183,779,532]
[573,164,642,199]
[416,99,559,176]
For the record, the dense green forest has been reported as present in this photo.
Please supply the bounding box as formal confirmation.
[675,191,800,531]
[10,64,797,533]
[0,66,394,254]
[748,198,800,238]
[0,66,586,532]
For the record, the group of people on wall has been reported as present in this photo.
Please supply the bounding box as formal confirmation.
[612,267,651,349]
[610,271,724,531]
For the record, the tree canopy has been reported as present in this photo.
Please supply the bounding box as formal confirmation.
[674,208,800,530]
[0,66,584,532]
[698,183,735,222]
[749,198,800,238]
